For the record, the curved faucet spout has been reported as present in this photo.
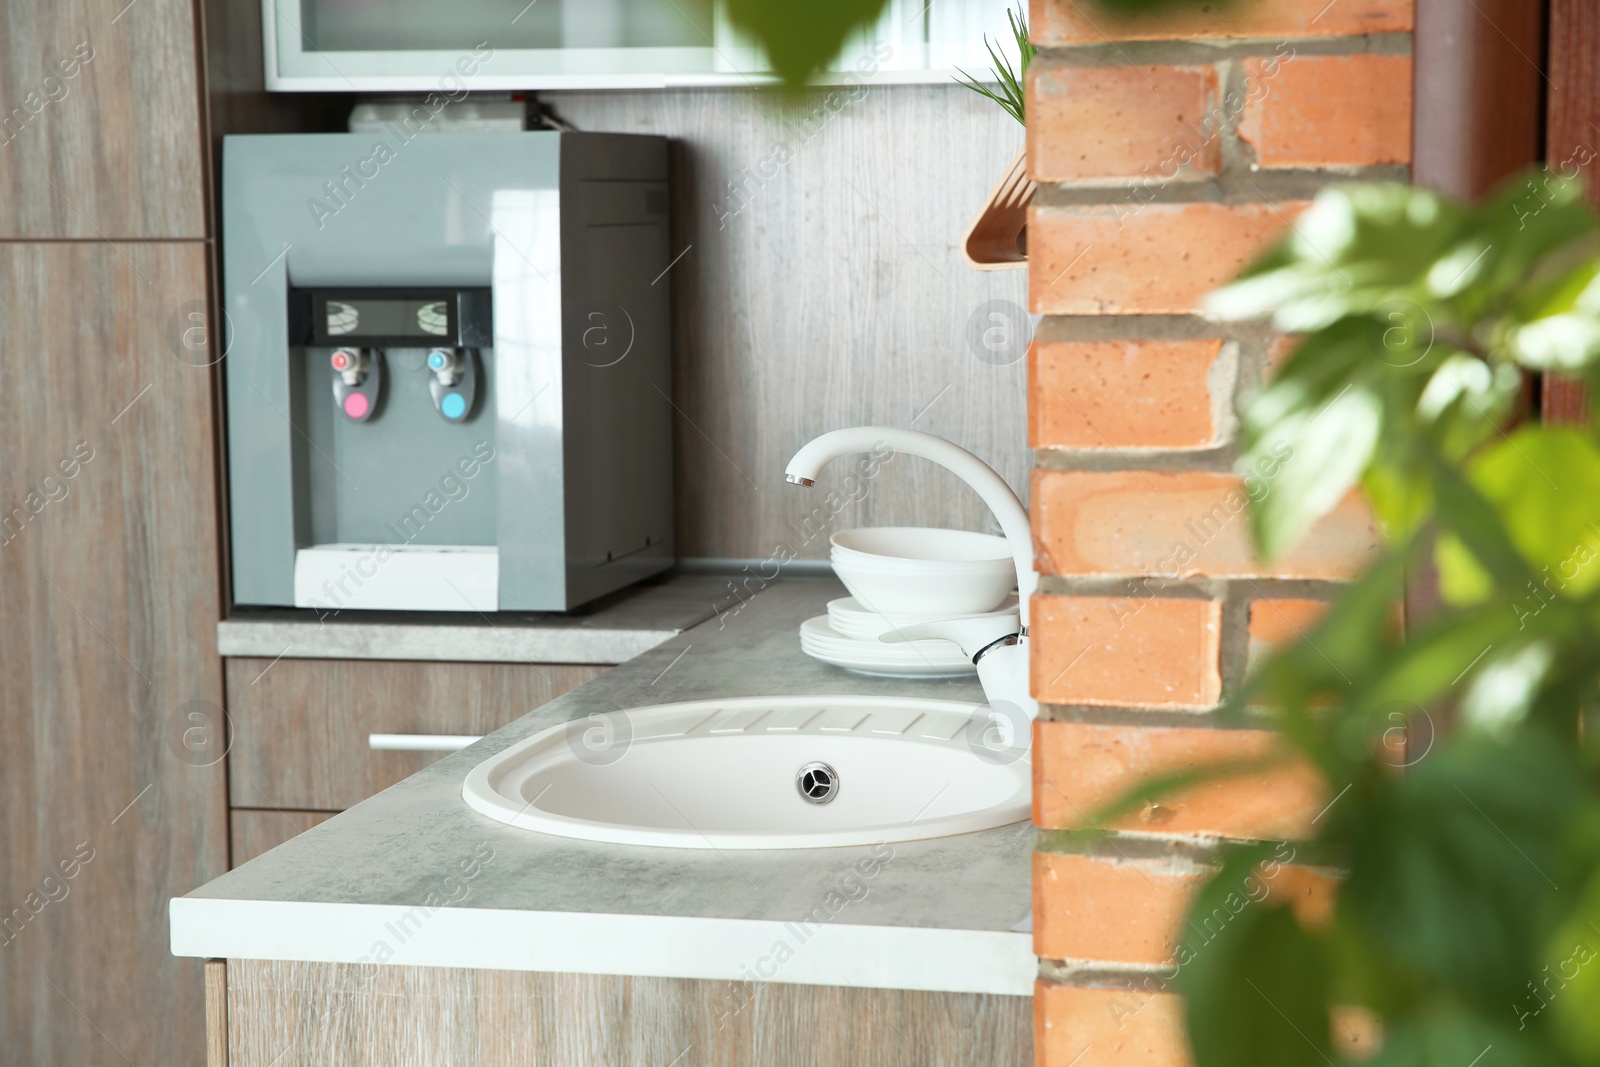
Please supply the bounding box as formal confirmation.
[784,426,1035,630]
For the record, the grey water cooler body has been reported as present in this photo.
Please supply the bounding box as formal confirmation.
[222,132,674,612]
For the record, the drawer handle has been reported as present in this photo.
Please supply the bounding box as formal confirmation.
[368,733,482,752]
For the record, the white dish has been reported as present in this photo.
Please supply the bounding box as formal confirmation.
[827,596,1020,641]
[799,616,976,678]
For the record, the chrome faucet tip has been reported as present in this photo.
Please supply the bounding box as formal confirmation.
[785,474,815,487]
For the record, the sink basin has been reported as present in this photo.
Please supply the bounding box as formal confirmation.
[462,696,1030,849]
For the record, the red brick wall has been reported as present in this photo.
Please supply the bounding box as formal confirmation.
[1024,2,1412,1063]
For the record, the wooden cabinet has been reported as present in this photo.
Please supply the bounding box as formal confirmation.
[0,243,227,1065]
[224,657,605,815]
[0,0,206,237]
[215,959,1032,1066]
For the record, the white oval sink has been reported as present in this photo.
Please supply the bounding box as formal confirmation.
[462,696,1030,849]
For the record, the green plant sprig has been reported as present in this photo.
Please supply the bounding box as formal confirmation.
[954,4,1034,126]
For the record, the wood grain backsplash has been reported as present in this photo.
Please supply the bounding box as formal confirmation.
[552,86,1029,561]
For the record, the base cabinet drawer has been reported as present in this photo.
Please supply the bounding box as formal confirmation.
[225,658,605,811]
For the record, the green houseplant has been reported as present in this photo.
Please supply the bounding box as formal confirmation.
[724,8,1600,1064]
[1126,174,1600,1066]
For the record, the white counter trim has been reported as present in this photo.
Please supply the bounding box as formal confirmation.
[216,619,674,665]
[169,898,1035,997]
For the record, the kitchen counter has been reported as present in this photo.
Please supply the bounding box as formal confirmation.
[172,577,1034,996]
[216,572,741,664]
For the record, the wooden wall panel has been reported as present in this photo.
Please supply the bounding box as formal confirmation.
[0,0,205,237]
[552,87,1031,560]
[227,959,1032,1067]
[1412,0,1545,200]
[1545,0,1593,424]
[0,243,227,1065]
[225,658,605,810]
[230,809,336,868]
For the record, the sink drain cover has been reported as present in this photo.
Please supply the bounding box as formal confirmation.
[796,762,840,804]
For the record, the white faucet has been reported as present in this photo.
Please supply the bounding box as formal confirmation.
[785,427,1039,725]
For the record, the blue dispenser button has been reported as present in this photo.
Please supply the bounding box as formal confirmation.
[428,350,449,371]
[441,392,466,419]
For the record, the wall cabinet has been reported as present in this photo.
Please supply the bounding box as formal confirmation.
[0,0,206,237]
[265,0,1021,90]
[0,243,227,1065]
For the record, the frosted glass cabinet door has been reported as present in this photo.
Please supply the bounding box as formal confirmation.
[264,0,1016,90]
[302,0,714,53]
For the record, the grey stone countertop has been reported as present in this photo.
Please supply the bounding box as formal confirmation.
[216,572,742,664]
[173,578,1034,995]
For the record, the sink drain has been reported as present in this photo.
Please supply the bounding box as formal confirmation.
[796,762,840,804]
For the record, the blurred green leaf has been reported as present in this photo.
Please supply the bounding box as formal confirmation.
[1179,845,1332,1067]
[1415,355,1522,464]
[1547,867,1600,1059]
[1326,604,1523,754]
[1340,733,1581,1013]
[1207,184,1467,333]
[1362,456,1433,546]
[1246,383,1381,561]
[1458,641,1557,739]
[723,0,891,87]
[1362,1004,1551,1067]
[1245,547,1414,775]
[1111,165,1600,1067]
[1437,428,1600,604]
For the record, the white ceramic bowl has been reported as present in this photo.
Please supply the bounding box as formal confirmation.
[831,527,1011,568]
[829,527,1014,615]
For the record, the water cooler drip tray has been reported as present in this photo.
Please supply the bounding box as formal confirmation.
[293,544,499,613]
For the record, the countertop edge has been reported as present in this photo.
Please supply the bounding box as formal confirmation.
[168,897,1035,997]
[215,620,678,665]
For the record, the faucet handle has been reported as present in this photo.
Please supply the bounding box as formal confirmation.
[880,614,1020,662]
[884,613,1037,731]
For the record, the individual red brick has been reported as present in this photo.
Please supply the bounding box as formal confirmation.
[1036,982,1380,1067]
[1247,598,1330,667]
[1036,981,1190,1067]
[1031,470,1382,580]
[1030,202,1305,315]
[1033,720,1327,839]
[1238,55,1414,168]
[1031,594,1222,709]
[1029,62,1221,183]
[1037,850,1341,966]
[1035,851,1205,965]
[1029,339,1225,450]
[1031,0,1413,45]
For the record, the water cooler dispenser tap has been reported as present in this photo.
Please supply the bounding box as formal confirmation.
[330,347,383,422]
[427,348,463,387]
[427,347,478,423]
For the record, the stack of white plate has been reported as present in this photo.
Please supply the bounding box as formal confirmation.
[802,526,1021,678]
[799,616,975,679]
[826,596,1019,641]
